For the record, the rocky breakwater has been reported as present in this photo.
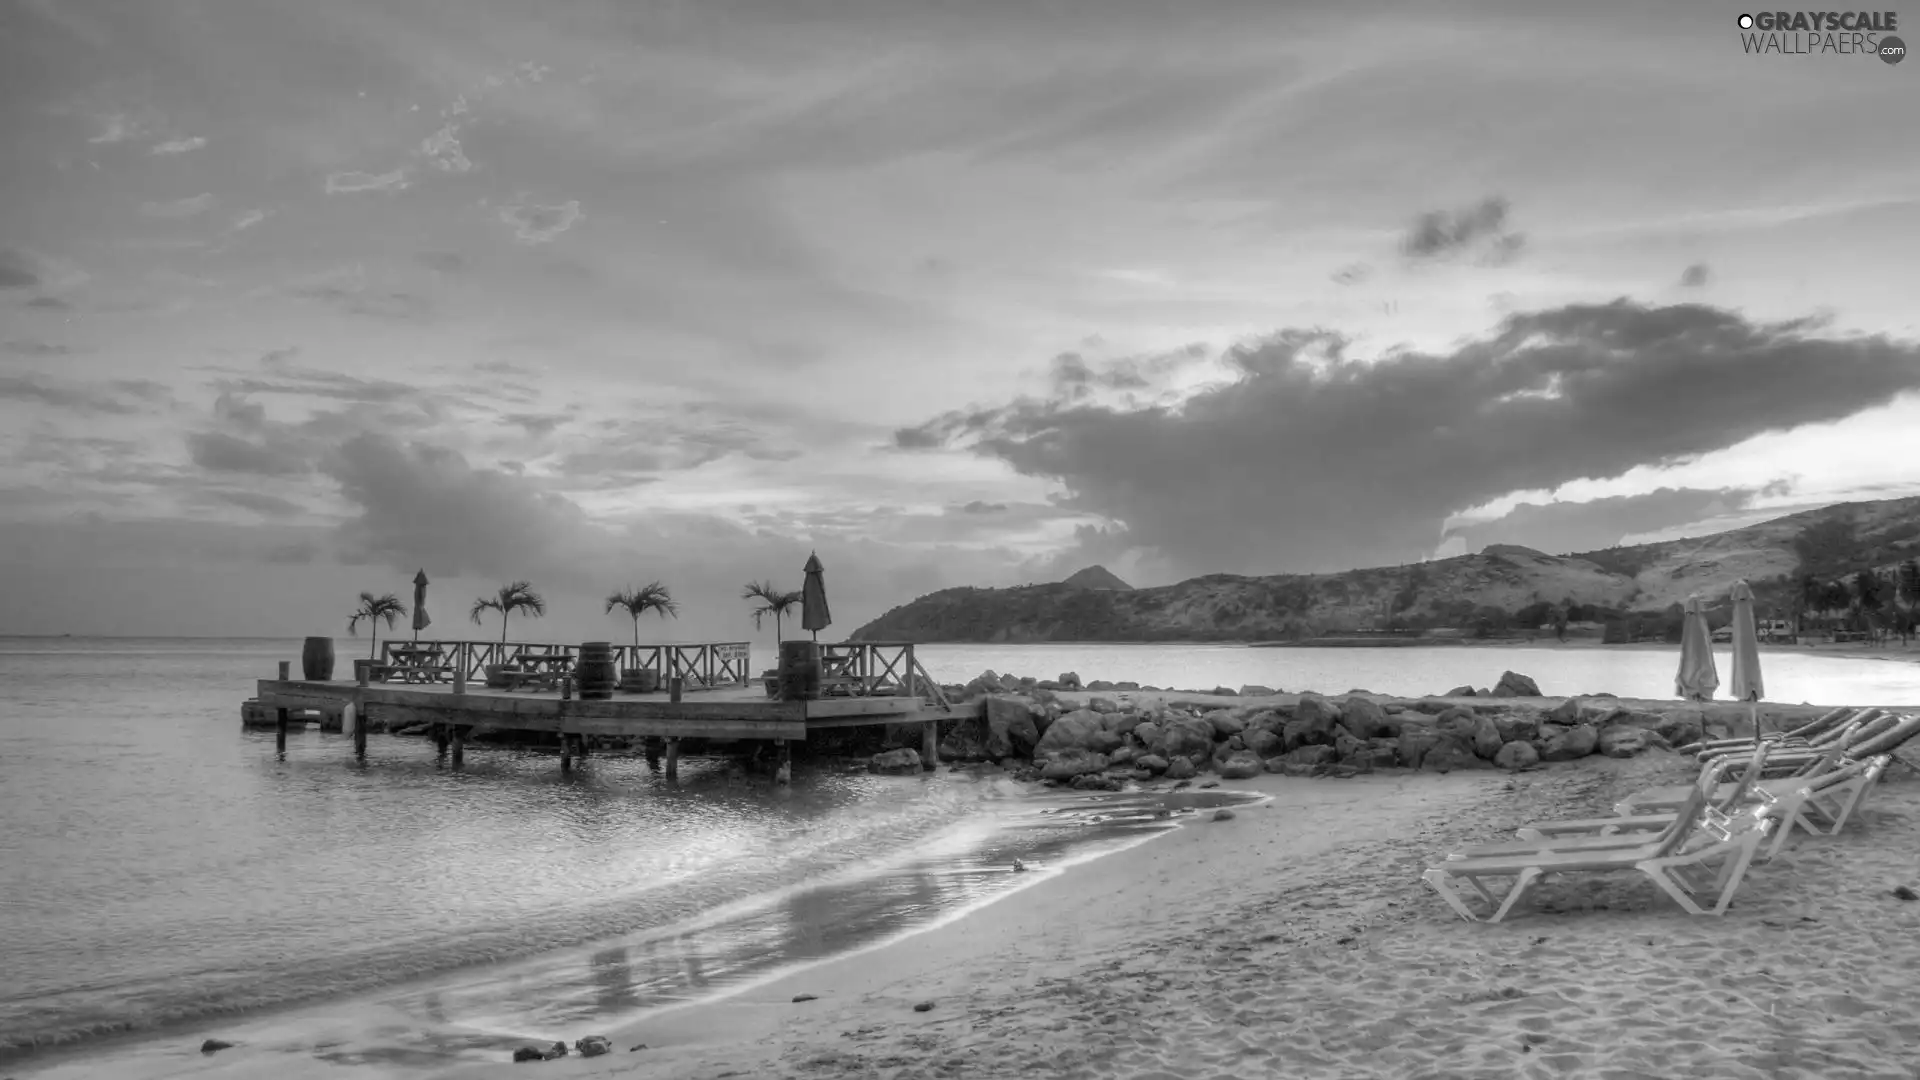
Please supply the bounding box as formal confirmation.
[903,668,1731,787]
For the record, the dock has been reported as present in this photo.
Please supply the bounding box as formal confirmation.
[244,639,978,778]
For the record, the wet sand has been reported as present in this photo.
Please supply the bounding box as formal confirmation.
[433,753,1920,1079]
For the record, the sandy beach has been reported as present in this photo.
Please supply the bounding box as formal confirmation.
[381,746,1920,1080]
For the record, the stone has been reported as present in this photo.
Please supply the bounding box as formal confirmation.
[1493,671,1542,697]
[1086,679,1116,692]
[512,1046,545,1062]
[793,993,819,1002]
[1210,686,1239,696]
[1132,720,1163,749]
[1492,711,1541,744]
[1159,718,1217,766]
[1339,696,1392,739]
[1213,808,1237,821]
[1363,738,1402,768]
[1239,684,1278,696]
[1295,693,1342,732]
[1070,772,1121,791]
[1597,725,1668,758]
[1087,729,1124,755]
[1445,685,1476,697]
[1034,710,1104,756]
[1039,749,1110,779]
[543,1042,569,1060]
[1205,710,1246,738]
[1115,681,1140,690]
[1057,671,1082,689]
[1088,695,1120,713]
[869,748,923,775]
[575,1036,612,1058]
[984,696,1034,759]
[200,1040,234,1054]
[1100,710,1144,737]
[1398,720,1441,770]
[1494,740,1540,771]
[1217,750,1264,779]
[1136,753,1171,774]
[1653,709,1704,748]
[1164,757,1198,780]
[938,717,989,761]
[1244,727,1283,758]
[1435,707,1502,759]
[1545,698,1581,726]
[1536,723,1599,761]
[1109,745,1137,766]
[1332,724,1364,762]
[914,1001,936,1012]
[1422,735,1489,773]
[1285,744,1338,767]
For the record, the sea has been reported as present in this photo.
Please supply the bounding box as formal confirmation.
[1,636,1914,1077]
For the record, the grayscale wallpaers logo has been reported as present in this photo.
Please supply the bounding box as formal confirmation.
[1737,10,1905,62]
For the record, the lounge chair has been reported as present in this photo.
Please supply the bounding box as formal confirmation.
[1499,742,1774,847]
[1616,713,1920,817]
[1677,705,1853,756]
[1687,708,1887,763]
[1422,804,1774,923]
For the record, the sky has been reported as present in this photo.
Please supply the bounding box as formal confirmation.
[3,0,1919,645]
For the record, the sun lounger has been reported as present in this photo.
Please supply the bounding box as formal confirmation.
[1678,705,1853,756]
[1685,707,1885,763]
[1447,778,1721,861]
[1619,713,1920,817]
[1503,743,1775,846]
[1423,805,1774,922]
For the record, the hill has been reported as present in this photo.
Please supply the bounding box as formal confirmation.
[849,496,1920,643]
[1060,565,1134,591]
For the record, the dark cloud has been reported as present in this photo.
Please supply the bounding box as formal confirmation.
[265,541,320,564]
[213,360,424,404]
[1401,196,1525,264]
[416,251,470,274]
[1044,346,1208,402]
[211,490,307,518]
[895,300,1920,578]
[185,430,313,476]
[1444,487,1763,555]
[503,411,569,437]
[291,281,434,321]
[550,414,800,487]
[0,375,161,413]
[1330,263,1371,286]
[960,500,1008,514]
[1679,263,1711,288]
[0,248,38,289]
[27,296,71,311]
[5,339,71,357]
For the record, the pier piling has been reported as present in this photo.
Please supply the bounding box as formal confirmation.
[644,737,661,769]
[276,706,288,754]
[665,736,680,780]
[450,725,465,768]
[922,717,939,769]
[433,723,449,758]
[775,738,791,785]
[669,676,684,703]
[561,733,574,771]
[278,660,290,681]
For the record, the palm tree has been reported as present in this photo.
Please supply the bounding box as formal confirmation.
[347,592,408,659]
[742,580,802,642]
[606,582,679,646]
[470,581,547,643]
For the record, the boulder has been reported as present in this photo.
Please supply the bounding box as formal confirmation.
[937,720,989,762]
[1100,710,1145,737]
[1058,671,1083,689]
[1397,720,1442,770]
[1294,693,1343,733]
[1435,707,1502,760]
[1205,710,1246,739]
[984,696,1036,759]
[1544,698,1581,726]
[1491,711,1541,744]
[1652,709,1704,748]
[1597,725,1668,758]
[1362,738,1402,769]
[575,1036,612,1058]
[1285,745,1338,767]
[1039,749,1110,779]
[1243,727,1282,759]
[1159,718,1216,766]
[1136,753,1171,775]
[1339,696,1392,739]
[1239,684,1278,696]
[1494,740,1540,770]
[1217,751,1265,779]
[1332,724,1364,762]
[1445,685,1476,697]
[1033,705,1058,739]
[869,748,923,775]
[1411,697,1452,714]
[1087,728,1125,755]
[1493,671,1542,697]
[1115,681,1140,691]
[1088,696,1120,713]
[1210,686,1240,697]
[1243,707,1285,733]
[1109,745,1137,766]
[1086,680,1116,692]
[1536,723,1599,761]
[1070,772,1122,791]
[1034,710,1105,756]
[1421,734,1489,773]
[1132,720,1163,749]
[1164,757,1198,780]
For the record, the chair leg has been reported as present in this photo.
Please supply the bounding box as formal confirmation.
[1422,868,1485,922]
[1488,868,1544,923]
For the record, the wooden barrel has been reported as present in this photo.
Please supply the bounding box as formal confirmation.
[619,668,660,693]
[778,640,821,701]
[301,636,336,681]
[577,642,617,700]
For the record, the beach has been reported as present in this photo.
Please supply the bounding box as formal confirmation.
[415,756,1920,1080]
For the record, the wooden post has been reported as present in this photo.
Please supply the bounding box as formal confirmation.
[352,694,367,759]
[561,731,573,771]
[276,706,289,754]
[450,725,465,768]
[645,737,662,769]
[433,723,449,759]
[670,676,684,703]
[664,737,680,780]
[577,733,590,759]
[452,642,468,694]
[922,715,939,770]
[356,660,371,687]
[277,660,291,681]
[775,738,791,785]
[904,644,916,700]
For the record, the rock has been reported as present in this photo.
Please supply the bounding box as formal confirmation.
[1057,671,1082,689]
[1115,681,1140,690]
[1597,725,1668,758]
[543,1042,569,1060]
[1239,684,1277,696]
[1536,723,1599,761]
[1435,707,1502,759]
[1159,718,1216,765]
[629,1043,649,1052]
[793,993,818,1002]
[938,717,989,761]
[1363,738,1402,769]
[1493,671,1542,697]
[1422,735,1489,773]
[1210,686,1239,696]
[1205,710,1246,739]
[1285,745,1338,767]
[1086,679,1116,692]
[1895,885,1918,901]
[1544,698,1581,726]
[1294,693,1342,732]
[1136,753,1170,774]
[1492,711,1541,744]
[1243,727,1282,758]
[1039,749,1110,779]
[1164,757,1198,780]
[1109,745,1137,766]
[1100,710,1144,737]
[513,1046,546,1062]
[1034,710,1105,756]
[1339,696,1391,739]
[984,696,1034,759]
[1653,709,1704,748]
[1494,740,1540,771]
[1398,720,1441,770]
[575,1036,612,1058]
[1132,720,1163,749]
[1070,772,1121,791]
[914,1001,936,1012]
[1213,808,1237,821]
[1217,751,1264,779]
[1088,695,1120,713]
[200,1040,234,1054]
[1445,685,1476,697]
[1087,728,1124,754]
[1130,767,1155,781]
[869,748,923,775]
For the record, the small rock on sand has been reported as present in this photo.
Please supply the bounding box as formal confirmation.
[1895,885,1918,901]
[913,1001,936,1012]
[199,1040,234,1054]
[793,993,818,1002]
[1213,809,1236,821]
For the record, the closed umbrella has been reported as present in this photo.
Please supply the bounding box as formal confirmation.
[1675,593,1718,702]
[412,569,432,641]
[1728,579,1765,748]
[800,552,831,642]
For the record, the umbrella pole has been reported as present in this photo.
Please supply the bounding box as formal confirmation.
[1751,699,1760,749]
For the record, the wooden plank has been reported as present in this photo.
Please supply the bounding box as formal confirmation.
[560,716,809,740]
[801,697,920,718]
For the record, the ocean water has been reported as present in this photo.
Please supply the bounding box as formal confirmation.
[1,636,1912,1075]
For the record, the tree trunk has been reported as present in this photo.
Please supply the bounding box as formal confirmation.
[632,617,640,648]
[501,611,509,643]
[774,611,783,643]
[370,632,378,660]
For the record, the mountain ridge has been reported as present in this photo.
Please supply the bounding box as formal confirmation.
[850,496,1920,643]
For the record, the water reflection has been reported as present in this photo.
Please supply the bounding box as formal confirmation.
[589,948,637,1012]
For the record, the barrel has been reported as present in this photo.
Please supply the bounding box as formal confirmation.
[778,640,822,701]
[577,642,617,700]
[301,636,336,681]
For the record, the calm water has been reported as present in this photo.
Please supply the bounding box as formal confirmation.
[1,636,1913,1073]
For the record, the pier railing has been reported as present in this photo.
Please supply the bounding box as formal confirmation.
[819,642,952,709]
[375,640,753,688]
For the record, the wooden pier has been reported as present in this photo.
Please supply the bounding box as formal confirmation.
[244,640,977,778]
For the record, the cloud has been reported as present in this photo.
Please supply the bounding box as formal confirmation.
[5,339,71,357]
[1679,263,1711,288]
[1331,263,1372,286]
[499,199,583,244]
[185,430,313,476]
[420,124,473,173]
[961,500,1008,514]
[209,490,306,518]
[0,249,39,289]
[150,136,206,155]
[282,267,434,321]
[502,411,569,437]
[895,300,1920,579]
[87,112,142,145]
[1442,487,1763,556]
[0,375,169,413]
[1401,196,1525,265]
[325,169,411,194]
[230,210,268,231]
[26,296,72,310]
[140,193,214,219]
[416,251,469,274]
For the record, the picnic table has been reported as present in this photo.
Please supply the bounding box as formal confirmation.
[488,649,573,693]
[384,644,451,683]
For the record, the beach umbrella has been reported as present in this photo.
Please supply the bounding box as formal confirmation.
[1675,593,1718,702]
[800,551,831,642]
[1728,579,1765,748]
[412,569,432,641]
